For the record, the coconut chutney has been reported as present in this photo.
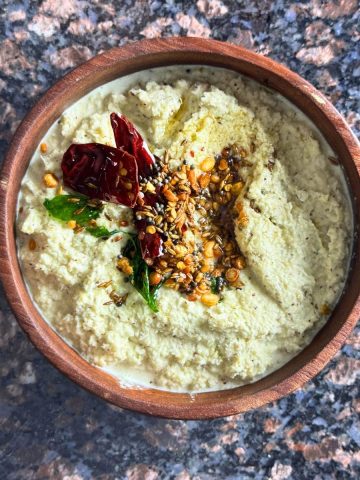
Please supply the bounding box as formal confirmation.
[17,66,352,392]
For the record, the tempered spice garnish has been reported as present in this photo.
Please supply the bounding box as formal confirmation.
[110,113,155,176]
[60,112,163,259]
[51,111,249,310]
[117,143,248,308]
[61,143,139,207]
[120,233,165,312]
[44,194,121,239]
[109,291,129,307]
[97,280,113,288]
[28,238,37,251]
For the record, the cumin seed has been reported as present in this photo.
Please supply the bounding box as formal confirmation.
[74,207,85,215]
[97,280,112,288]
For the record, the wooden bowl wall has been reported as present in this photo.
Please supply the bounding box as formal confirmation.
[0,38,359,419]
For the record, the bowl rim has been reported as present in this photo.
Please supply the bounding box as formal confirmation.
[0,37,359,419]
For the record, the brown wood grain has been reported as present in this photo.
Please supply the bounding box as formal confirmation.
[0,37,359,419]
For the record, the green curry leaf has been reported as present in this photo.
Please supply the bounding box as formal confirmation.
[85,226,121,239]
[44,194,117,239]
[44,194,101,222]
[122,234,162,313]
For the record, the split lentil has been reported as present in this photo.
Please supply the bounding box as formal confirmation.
[130,144,247,304]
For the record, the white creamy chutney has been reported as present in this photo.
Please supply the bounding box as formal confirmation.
[17,66,353,392]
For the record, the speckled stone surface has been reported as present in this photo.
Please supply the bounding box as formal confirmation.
[0,1,359,478]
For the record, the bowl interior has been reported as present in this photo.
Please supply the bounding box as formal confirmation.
[1,38,359,419]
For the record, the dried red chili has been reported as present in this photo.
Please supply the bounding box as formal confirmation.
[134,191,163,260]
[61,114,163,259]
[110,113,155,177]
[111,114,163,259]
[61,143,139,207]
[136,220,163,260]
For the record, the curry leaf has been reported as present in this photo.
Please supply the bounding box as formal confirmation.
[44,194,102,222]
[122,234,162,312]
[85,226,121,239]
[44,194,117,239]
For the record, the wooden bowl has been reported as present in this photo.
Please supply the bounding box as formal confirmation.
[0,38,359,419]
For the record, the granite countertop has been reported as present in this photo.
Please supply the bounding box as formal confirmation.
[0,1,359,479]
